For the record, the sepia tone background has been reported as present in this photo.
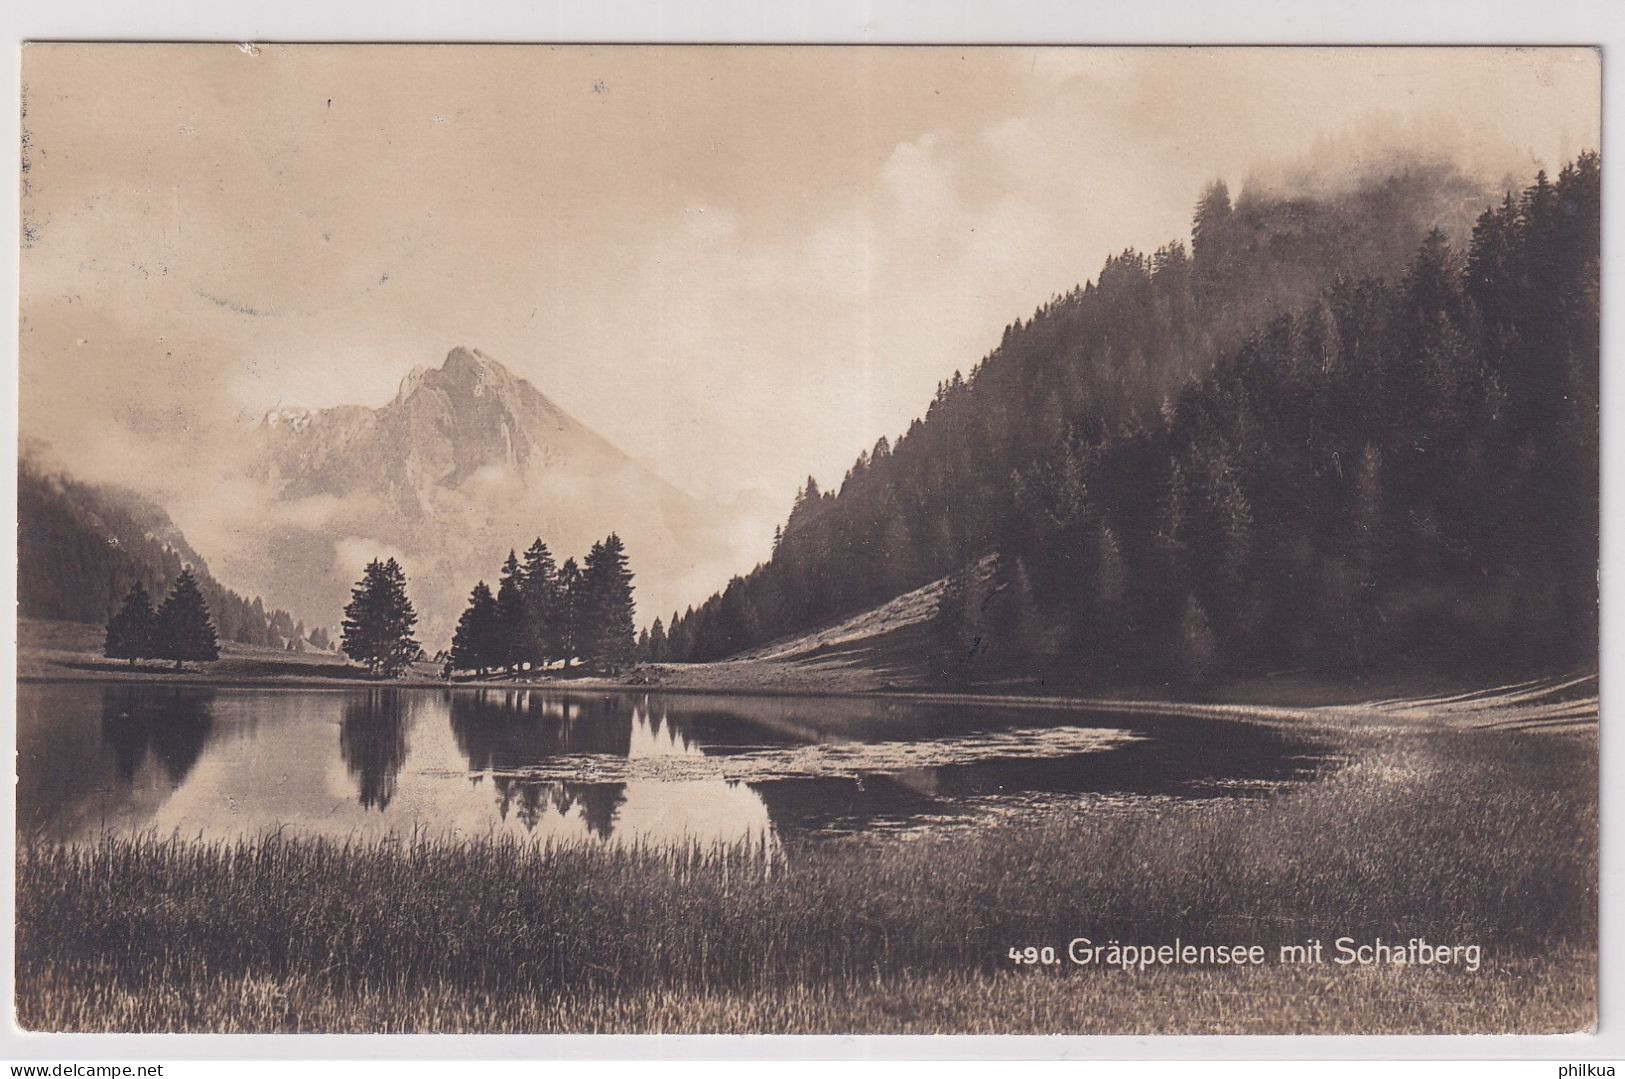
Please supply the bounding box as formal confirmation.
[19,45,1599,635]
[11,41,1604,1040]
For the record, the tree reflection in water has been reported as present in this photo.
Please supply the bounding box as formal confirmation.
[99,684,217,786]
[339,689,412,810]
[44,682,1334,848]
[452,689,631,837]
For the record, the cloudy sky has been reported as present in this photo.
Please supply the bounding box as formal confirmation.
[20,45,1600,588]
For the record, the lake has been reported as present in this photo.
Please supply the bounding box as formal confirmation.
[17,682,1337,848]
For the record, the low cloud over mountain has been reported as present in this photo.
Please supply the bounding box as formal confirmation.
[242,346,744,646]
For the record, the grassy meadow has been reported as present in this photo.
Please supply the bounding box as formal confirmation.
[15,722,1596,1034]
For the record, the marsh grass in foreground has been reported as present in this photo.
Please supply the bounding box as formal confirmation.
[26,951,1592,1035]
[16,728,1596,1033]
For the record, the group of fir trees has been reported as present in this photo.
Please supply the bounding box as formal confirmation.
[103,568,221,670]
[662,153,1599,689]
[448,533,637,677]
[634,615,669,663]
[20,461,323,652]
[340,558,422,677]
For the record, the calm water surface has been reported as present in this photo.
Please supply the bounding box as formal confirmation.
[17,683,1336,848]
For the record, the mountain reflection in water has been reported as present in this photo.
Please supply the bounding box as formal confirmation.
[14,683,1333,848]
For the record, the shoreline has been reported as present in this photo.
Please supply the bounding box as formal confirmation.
[19,616,1596,735]
[19,665,1598,737]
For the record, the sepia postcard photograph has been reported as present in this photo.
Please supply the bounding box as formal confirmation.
[11,41,1602,1039]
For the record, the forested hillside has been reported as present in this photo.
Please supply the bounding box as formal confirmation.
[19,460,328,651]
[663,155,1599,688]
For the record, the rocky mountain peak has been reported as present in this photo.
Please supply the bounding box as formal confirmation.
[393,364,430,404]
[440,345,492,377]
[240,344,720,646]
[256,346,633,503]
[413,347,526,406]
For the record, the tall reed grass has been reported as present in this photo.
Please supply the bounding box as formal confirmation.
[16,728,1596,1033]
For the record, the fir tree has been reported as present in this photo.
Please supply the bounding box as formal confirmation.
[992,557,1050,671]
[104,581,156,666]
[340,558,420,678]
[1175,594,1218,684]
[449,581,501,676]
[557,558,583,671]
[931,560,991,686]
[494,550,525,673]
[519,538,558,669]
[581,534,637,673]
[154,568,220,670]
[1078,523,1130,682]
[1190,179,1231,260]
